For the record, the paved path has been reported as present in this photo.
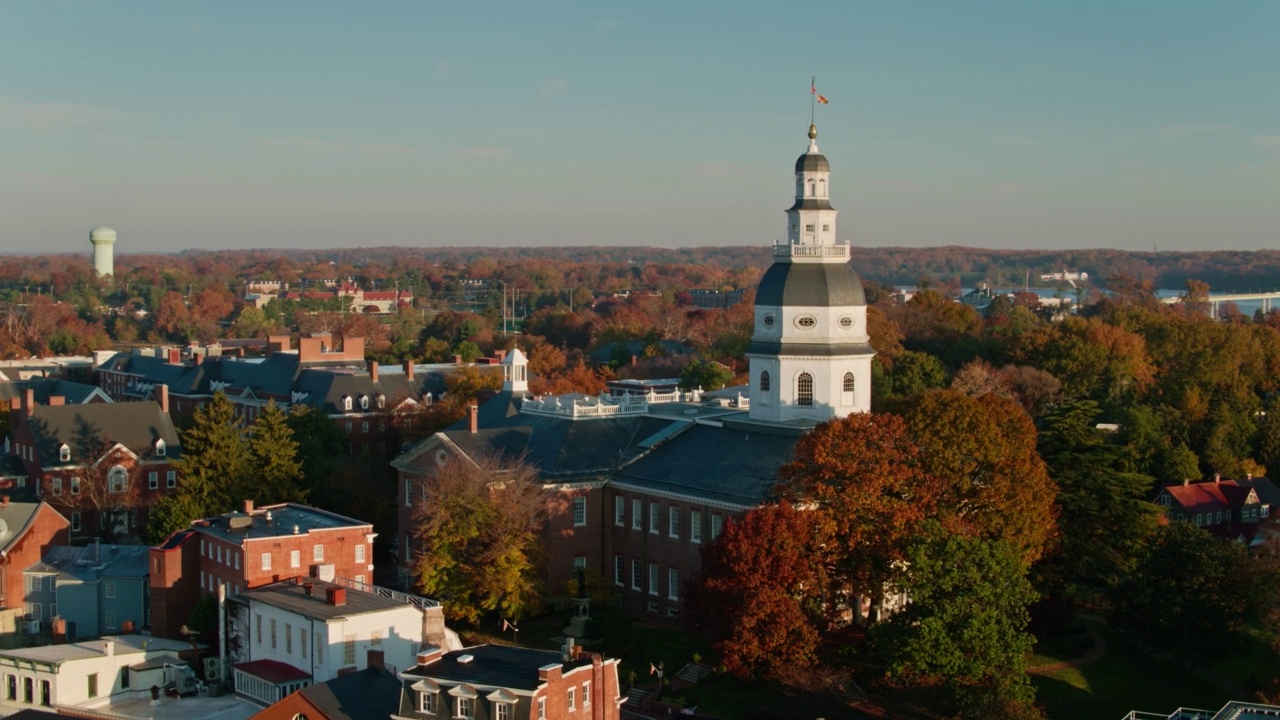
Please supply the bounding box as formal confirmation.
[1027,626,1108,675]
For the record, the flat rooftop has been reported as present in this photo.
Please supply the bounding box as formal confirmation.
[188,503,370,544]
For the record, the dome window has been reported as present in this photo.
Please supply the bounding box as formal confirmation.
[839,316,853,329]
[797,373,814,407]
[795,315,817,329]
[59,444,71,463]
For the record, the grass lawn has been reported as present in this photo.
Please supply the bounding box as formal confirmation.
[1209,627,1280,695]
[1033,620,1232,720]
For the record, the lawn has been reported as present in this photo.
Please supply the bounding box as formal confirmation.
[1032,620,1234,720]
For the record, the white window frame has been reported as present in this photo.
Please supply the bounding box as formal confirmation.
[261,552,271,571]
[614,496,624,526]
[668,568,679,601]
[290,550,300,569]
[355,544,366,563]
[419,692,436,714]
[649,502,659,534]
[648,563,658,596]
[572,496,587,527]
[567,687,576,712]
[166,471,176,488]
[313,544,324,562]
[668,506,680,538]
[631,499,641,530]
[691,511,702,544]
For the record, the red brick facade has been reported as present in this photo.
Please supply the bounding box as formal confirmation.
[0,501,70,612]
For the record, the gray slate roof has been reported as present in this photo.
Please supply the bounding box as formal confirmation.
[23,402,180,466]
[403,645,591,692]
[755,261,867,308]
[28,543,149,582]
[0,378,106,405]
[299,668,404,720]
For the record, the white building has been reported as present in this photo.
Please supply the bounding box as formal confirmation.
[746,122,874,423]
[0,635,195,712]
[228,579,459,705]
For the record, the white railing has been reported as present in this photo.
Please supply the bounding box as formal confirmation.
[521,389,704,419]
[333,576,440,609]
[772,242,851,258]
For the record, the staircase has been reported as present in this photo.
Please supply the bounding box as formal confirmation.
[624,687,653,705]
[675,663,712,684]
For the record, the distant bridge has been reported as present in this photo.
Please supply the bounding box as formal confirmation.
[1161,291,1280,318]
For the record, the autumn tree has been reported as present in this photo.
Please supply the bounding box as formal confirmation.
[905,390,1058,564]
[872,523,1040,719]
[412,453,547,623]
[684,502,831,681]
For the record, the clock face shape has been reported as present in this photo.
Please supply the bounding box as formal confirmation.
[839,316,853,328]
[795,315,817,329]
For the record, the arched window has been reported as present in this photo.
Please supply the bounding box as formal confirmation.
[359,395,369,410]
[342,396,353,412]
[58,444,71,463]
[376,394,386,409]
[155,439,166,457]
[842,372,855,406]
[759,371,770,392]
[797,373,814,407]
[108,466,128,494]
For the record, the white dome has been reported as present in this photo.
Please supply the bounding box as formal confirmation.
[89,227,117,244]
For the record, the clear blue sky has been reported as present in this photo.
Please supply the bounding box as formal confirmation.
[2,1,1277,253]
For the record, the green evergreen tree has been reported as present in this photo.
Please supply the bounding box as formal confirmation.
[286,405,348,501]
[245,400,307,504]
[173,392,247,516]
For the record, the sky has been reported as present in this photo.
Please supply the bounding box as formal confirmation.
[2,0,1278,254]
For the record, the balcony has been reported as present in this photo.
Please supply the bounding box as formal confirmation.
[773,242,850,259]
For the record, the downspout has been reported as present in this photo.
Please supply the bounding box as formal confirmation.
[217,583,227,686]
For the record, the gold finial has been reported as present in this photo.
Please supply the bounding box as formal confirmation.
[808,123,818,140]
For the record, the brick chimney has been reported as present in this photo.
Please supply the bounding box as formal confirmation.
[303,581,314,596]
[366,649,384,671]
[22,388,34,417]
[403,360,415,382]
[468,405,479,434]
[156,384,170,414]
[453,354,463,365]
[48,396,65,407]
[495,349,507,362]
[369,361,379,383]
[243,499,255,515]
[326,587,347,606]
[168,348,182,365]
[415,646,444,667]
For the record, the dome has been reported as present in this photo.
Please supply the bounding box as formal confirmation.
[755,261,866,308]
[89,227,117,244]
[794,152,829,173]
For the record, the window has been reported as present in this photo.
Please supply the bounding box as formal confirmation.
[614,496,625,526]
[235,552,240,570]
[343,635,355,665]
[668,568,679,600]
[842,372,855,405]
[649,502,659,534]
[572,496,586,527]
[648,563,658,595]
[342,396,353,411]
[804,223,815,233]
[360,395,369,410]
[583,681,591,707]
[796,315,816,328]
[315,633,323,664]
[797,373,814,406]
[105,610,116,629]
[361,421,369,433]
[355,544,366,563]
[614,555,624,586]
[286,623,293,654]
[155,439,166,457]
[763,314,774,327]
[290,550,300,569]
[669,506,680,538]
[760,371,770,392]
[496,702,510,720]
[313,545,324,562]
[71,477,80,495]
[371,629,382,646]
[59,444,70,462]
[71,512,81,532]
[300,628,307,659]
[823,224,830,231]
[405,477,412,508]
[419,692,436,713]
[87,673,98,699]
[691,511,702,543]
[270,618,277,649]
[108,465,128,493]
[105,581,116,599]
[167,471,176,488]
[538,697,546,719]
[25,603,41,621]
[456,697,473,719]
[711,514,723,540]
[568,687,576,712]
[6,674,15,701]
[631,560,641,590]
[839,315,853,328]
[52,478,62,496]
[261,552,271,571]
[27,576,41,593]
[631,499,641,530]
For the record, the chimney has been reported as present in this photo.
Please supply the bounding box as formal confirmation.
[369,361,379,383]
[468,405,479,434]
[1248,472,1254,480]
[103,640,115,657]
[366,649,385,671]
[1183,478,1190,486]
[156,384,170,414]
[495,349,507,362]
[192,351,203,366]
[22,389,34,417]
[326,587,347,606]
[168,348,182,365]
[243,499,255,515]
[48,396,65,407]
[303,581,314,597]
[403,360,415,382]
[1215,473,1221,483]
[452,354,463,365]
[631,355,638,367]
[1,495,10,507]
[415,646,444,667]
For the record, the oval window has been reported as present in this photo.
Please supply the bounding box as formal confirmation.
[796,315,817,328]
[763,314,775,327]
[839,316,853,328]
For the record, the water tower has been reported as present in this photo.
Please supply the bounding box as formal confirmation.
[89,226,117,278]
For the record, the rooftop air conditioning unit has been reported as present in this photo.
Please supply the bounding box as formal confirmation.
[23,619,41,634]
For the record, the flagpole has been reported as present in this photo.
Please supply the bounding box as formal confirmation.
[810,75,816,125]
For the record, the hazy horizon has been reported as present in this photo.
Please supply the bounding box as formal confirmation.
[3,1,1277,254]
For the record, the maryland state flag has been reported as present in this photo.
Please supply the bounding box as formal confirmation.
[502,619,513,632]
[817,94,829,104]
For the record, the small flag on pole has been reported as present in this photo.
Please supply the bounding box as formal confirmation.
[502,619,512,632]
[817,94,829,105]
[649,663,658,676]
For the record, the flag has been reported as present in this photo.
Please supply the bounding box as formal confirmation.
[649,663,657,676]
[811,80,816,95]
[817,94,829,105]
[502,619,511,632]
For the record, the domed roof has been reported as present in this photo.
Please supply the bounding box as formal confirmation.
[795,152,829,173]
[755,261,866,308]
[90,226,116,235]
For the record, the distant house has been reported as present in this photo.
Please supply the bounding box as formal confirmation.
[23,543,149,641]
[396,644,623,720]
[1152,475,1279,545]
[247,657,402,720]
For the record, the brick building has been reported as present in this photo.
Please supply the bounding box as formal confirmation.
[397,643,622,720]
[7,391,180,542]
[149,501,376,639]
[0,500,70,642]
[247,657,403,720]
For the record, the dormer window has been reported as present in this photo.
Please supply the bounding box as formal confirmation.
[376,394,385,409]
[342,396,353,412]
[59,444,71,463]
[155,439,167,458]
[359,395,370,410]
[418,691,437,714]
